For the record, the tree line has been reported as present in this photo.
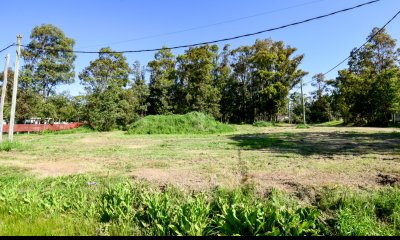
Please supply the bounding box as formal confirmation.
[1,24,399,130]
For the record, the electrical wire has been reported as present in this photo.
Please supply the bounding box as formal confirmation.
[78,0,327,48]
[323,9,400,76]
[19,0,381,54]
[0,43,15,54]
[292,8,400,93]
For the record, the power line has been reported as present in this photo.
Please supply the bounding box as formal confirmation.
[20,0,381,54]
[78,0,327,48]
[0,43,15,54]
[292,8,400,93]
[323,9,400,76]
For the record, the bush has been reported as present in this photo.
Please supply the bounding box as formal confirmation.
[127,112,236,135]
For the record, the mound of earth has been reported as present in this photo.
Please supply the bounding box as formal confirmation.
[127,112,235,134]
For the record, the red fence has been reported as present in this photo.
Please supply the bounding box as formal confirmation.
[2,123,83,133]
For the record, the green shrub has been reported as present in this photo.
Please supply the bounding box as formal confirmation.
[127,112,235,135]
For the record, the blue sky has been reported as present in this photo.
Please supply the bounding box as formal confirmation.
[0,0,399,96]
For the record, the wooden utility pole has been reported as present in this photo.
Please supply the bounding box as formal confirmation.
[0,54,10,143]
[9,35,22,143]
[288,97,291,124]
[300,78,306,125]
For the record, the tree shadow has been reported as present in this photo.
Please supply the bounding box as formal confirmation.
[230,131,400,157]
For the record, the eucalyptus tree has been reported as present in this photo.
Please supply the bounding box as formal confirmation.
[249,39,308,122]
[147,48,176,115]
[22,24,76,99]
[332,28,400,125]
[131,61,150,117]
[79,47,133,131]
[308,73,332,123]
[175,45,221,118]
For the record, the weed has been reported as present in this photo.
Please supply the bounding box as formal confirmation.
[0,169,398,236]
[0,141,21,152]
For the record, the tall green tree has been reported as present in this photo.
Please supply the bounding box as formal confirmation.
[131,61,150,117]
[41,92,78,122]
[215,45,237,122]
[79,47,131,94]
[1,69,42,123]
[79,48,133,131]
[175,45,221,118]
[332,28,400,126]
[22,24,76,99]
[309,73,331,123]
[147,48,176,115]
[249,39,308,121]
[230,45,254,123]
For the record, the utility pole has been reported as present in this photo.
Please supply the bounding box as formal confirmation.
[288,97,291,124]
[300,78,306,125]
[0,54,10,143]
[9,35,22,143]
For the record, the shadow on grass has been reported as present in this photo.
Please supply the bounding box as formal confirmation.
[230,131,400,157]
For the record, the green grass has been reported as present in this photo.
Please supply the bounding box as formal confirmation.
[0,167,399,236]
[296,124,311,129]
[40,125,95,135]
[0,141,22,152]
[1,124,400,235]
[253,121,276,127]
[127,112,235,134]
[315,120,344,127]
[317,186,400,236]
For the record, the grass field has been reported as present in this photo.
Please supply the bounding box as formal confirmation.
[0,124,399,235]
[2,124,399,193]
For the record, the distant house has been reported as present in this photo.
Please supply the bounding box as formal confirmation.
[24,117,41,124]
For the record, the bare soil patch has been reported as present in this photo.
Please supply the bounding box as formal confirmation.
[377,173,399,186]
[130,168,210,191]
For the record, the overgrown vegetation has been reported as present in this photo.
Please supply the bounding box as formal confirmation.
[0,168,398,236]
[318,187,400,236]
[127,112,235,134]
[0,141,21,152]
